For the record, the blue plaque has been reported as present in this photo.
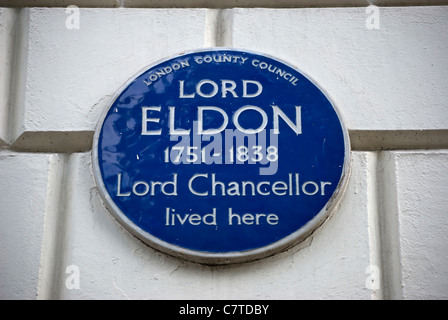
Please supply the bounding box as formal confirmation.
[93,48,350,264]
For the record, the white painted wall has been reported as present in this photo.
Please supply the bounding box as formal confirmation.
[0,2,447,299]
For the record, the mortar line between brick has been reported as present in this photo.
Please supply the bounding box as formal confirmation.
[55,154,77,299]
[37,153,75,299]
[205,8,233,47]
[8,8,30,146]
[5,8,23,146]
[350,130,448,151]
[376,151,403,299]
[205,9,219,47]
[0,8,17,146]
[366,151,383,299]
[36,154,68,299]
[6,129,448,153]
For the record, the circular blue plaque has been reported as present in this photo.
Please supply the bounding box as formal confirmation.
[93,48,350,264]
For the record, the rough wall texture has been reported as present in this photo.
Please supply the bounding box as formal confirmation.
[0,2,447,299]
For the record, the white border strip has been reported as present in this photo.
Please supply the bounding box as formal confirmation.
[1,1,447,8]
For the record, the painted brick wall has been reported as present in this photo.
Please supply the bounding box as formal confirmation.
[0,1,447,299]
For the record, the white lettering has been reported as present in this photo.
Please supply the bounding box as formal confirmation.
[228,208,279,226]
[187,173,331,197]
[196,79,219,98]
[65,265,80,290]
[233,105,268,134]
[65,5,80,30]
[272,105,302,135]
[116,173,131,196]
[179,79,263,99]
[179,80,195,98]
[221,80,238,98]
[366,5,380,30]
[141,106,162,135]
[197,106,229,135]
[188,173,209,196]
[242,80,263,98]
[169,106,190,135]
